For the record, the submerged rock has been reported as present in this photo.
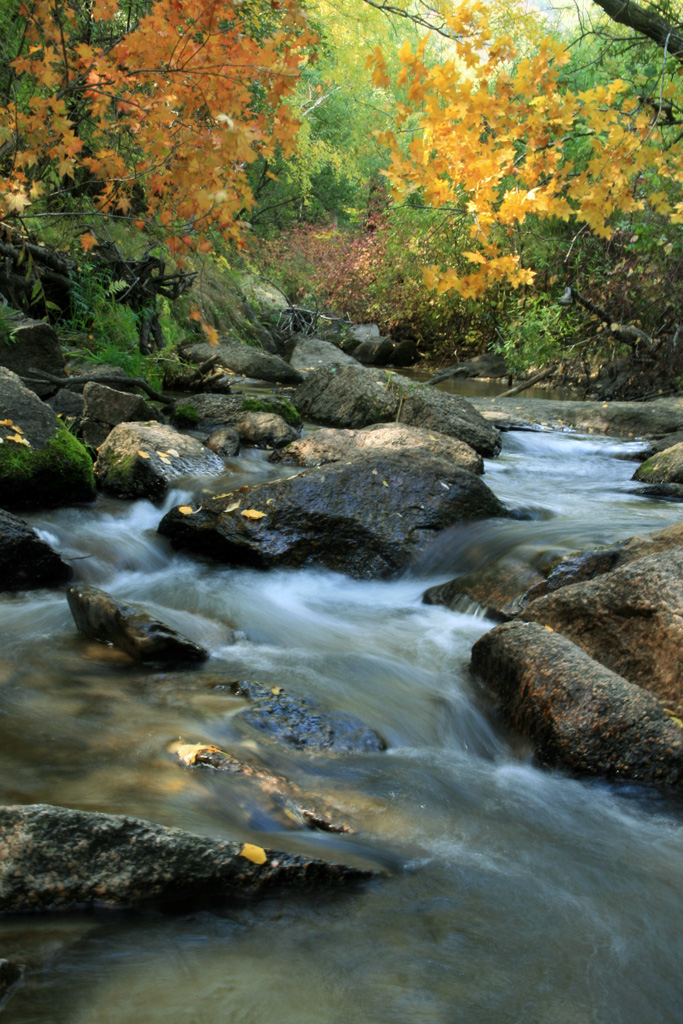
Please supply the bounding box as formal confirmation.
[0,368,95,509]
[232,680,385,754]
[423,559,544,619]
[0,508,72,590]
[293,366,501,457]
[0,804,370,912]
[159,451,507,579]
[94,421,224,501]
[270,422,483,475]
[66,583,208,664]
[471,620,683,787]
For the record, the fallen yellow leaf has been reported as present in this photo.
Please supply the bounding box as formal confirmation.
[168,740,224,765]
[271,686,283,695]
[178,505,196,515]
[7,434,30,446]
[663,709,683,728]
[382,480,389,487]
[137,450,150,459]
[223,500,241,512]
[240,843,267,865]
[242,509,266,520]
[12,425,23,434]
[156,450,169,457]
[0,419,14,427]
[544,624,554,631]
[167,448,180,458]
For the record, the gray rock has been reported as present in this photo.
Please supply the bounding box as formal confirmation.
[81,381,151,448]
[353,337,394,366]
[0,508,72,590]
[431,352,508,382]
[468,395,683,438]
[0,804,370,912]
[346,324,380,342]
[270,422,483,474]
[0,311,66,397]
[66,583,208,664]
[287,334,360,373]
[171,394,298,448]
[47,387,85,418]
[0,960,21,1001]
[159,451,507,579]
[471,620,683,787]
[233,680,384,754]
[181,341,303,385]
[94,421,224,501]
[293,366,501,457]
[0,367,95,509]
[206,426,241,457]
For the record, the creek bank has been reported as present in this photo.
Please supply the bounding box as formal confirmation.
[159,451,507,579]
[66,584,210,664]
[0,804,371,913]
[471,621,683,786]
[293,366,501,457]
[0,508,72,590]
[467,394,683,438]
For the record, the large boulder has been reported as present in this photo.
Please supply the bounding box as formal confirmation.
[0,804,370,912]
[353,336,395,366]
[171,394,299,448]
[159,451,507,578]
[293,366,501,457]
[522,547,683,716]
[471,620,683,786]
[0,311,66,397]
[181,341,303,385]
[0,367,95,509]
[81,381,153,448]
[0,508,72,590]
[286,334,360,373]
[66,583,209,664]
[94,421,224,501]
[270,422,483,475]
[232,680,385,754]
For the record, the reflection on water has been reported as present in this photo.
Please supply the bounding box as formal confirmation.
[1,430,683,1024]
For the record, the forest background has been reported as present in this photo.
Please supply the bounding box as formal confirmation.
[2,0,683,393]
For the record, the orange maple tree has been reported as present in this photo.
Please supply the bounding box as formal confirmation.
[1,0,316,251]
[368,0,683,298]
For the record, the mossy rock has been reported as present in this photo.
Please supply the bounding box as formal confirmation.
[633,442,683,484]
[241,396,301,427]
[0,425,95,509]
[174,402,199,427]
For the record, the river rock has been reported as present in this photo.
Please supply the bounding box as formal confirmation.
[353,337,395,366]
[0,960,21,1001]
[522,547,683,716]
[171,394,298,448]
[346,324,380,342]
[471,620,683,786]
[270,422,483,474]
[67,583,209,664]
[388,339,420,366]
[232,680,385,754]
[0,367,95,509]
[423,559,544,619]
[0,310,66,397]
[94,421,224,501]
[81,381,152,448]
[159,451,507,578]
[286,335,360,373]
[0,804,370,912]
[468,394,683,437]
[206,426,241,457]
[632,442,683,484]
[430,352,509,383]
[180,341,303,385]
[293,366,501,457]
[0,508,72,590]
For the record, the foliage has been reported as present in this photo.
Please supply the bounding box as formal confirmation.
[1,0,316,252]
[241,396,301,425]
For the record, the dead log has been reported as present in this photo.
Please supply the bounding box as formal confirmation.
[22,368,169,403]
[496,364,557,398]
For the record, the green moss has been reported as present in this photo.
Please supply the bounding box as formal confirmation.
[0,426,96,509]
[241,396,301,426]
[175,402,199,427]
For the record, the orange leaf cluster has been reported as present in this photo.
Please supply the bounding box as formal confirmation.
[2,0,317,249]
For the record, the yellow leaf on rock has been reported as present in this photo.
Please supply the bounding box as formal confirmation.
[663,709,683,728]
[242,509,266,520]
[0,419,14,427]
[271,686,283,695]
[178,505,196,515]
[168,740,224,765]
[544,624,554,631]
[240,843,267,865]
[7,434,30,446]
[12,425,23,434]
[167,448,180,458]
[137,450,150,459]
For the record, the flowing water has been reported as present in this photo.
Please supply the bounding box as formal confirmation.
[1,429,683,1024]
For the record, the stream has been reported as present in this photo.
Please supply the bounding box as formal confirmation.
[1,426,683,1023]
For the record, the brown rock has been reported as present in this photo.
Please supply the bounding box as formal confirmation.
[0,508,72,590]
[471,620,683,786]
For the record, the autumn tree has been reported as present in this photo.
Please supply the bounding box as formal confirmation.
[0,0,316,251]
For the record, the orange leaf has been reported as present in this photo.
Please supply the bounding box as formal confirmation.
[80,232,99,251]
[240,843,267,865]
[241,509,266,520]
